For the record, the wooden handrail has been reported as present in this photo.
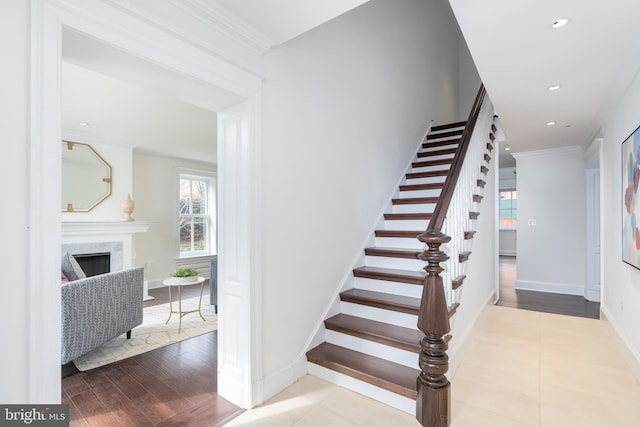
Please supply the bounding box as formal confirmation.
[416,84,486,427]
[427,84,486,233]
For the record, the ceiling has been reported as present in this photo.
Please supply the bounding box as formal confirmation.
[62,1,640,169]
[449,0,640,168]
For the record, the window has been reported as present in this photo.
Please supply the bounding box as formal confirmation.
[178,172,215,256]
[500,189,517,228]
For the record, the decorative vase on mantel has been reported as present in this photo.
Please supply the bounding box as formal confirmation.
[121,193,135,221]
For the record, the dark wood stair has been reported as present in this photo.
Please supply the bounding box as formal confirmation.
[422,138,460,149]
[398,182,444,192]
[352,266,425,285]
[364,247,421,259]
[374,230,422,238]
[324,313,422,353]
[406,169,448,179]
[392,196,438,205]
[426,129,464,140]
[306,343,419,399]
[340,288,421,315]
[383,212,432,220]
[416,147,457,158]
[432,121,466,132]
[411,158,453,169]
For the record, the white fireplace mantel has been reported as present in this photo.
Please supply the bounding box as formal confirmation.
[61,221,152,237]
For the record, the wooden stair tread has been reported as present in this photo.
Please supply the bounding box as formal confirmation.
[353,266,425,285]
[452,275,466,290]
[375,230,423,238]
[406,170,448,179]
[399,182,444,192]
[477,179,486,188]
[384,212,433,220]
[432,121,466,132]
[426,129,464,140]
[411,158,453,168]
[325,314,422,353]
[340,288,459,318]
[365,247,421,259]
[464,231,476,240]
[306,343,419,399]
[340,288,421,315]
[392,197,438,205]
[417,147,457,158]
[469,211,480,219]
[422,139,460,149]
[459,251,471,263]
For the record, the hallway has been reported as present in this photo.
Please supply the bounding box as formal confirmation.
[496,256,600,319]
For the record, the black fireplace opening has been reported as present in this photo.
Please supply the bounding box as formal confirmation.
[73,252,111,277]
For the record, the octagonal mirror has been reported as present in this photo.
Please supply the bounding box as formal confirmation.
[61,141,112,212]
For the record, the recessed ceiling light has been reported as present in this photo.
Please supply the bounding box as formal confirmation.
[548,85,561,91]
[505,145,511,151]
[547,121,556,126]
[551,18,568,29]
[79,122,89,126]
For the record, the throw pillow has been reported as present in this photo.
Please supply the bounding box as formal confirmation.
[61,252,86,281]
[61,271,69,282]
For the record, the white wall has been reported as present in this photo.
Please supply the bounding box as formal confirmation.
[457,35,481,121]
[259,0,467,378]
[0,0,29,403]
[132,151,216,285]
[512,147,586,295]
[601,69,640,370]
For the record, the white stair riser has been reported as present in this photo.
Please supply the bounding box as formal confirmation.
[391,203,436,214]
[325,330,419,369]
[397,188,441,198]
[404,176,446,185]
[383,219,428,230]
[364,255,425,271]
[353,277,423,298]
[307,365,415,414]
[341,301,418,329]
[375,236,425,249]
[414,153,454,162]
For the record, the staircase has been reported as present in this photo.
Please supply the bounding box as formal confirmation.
[306,87,496,422]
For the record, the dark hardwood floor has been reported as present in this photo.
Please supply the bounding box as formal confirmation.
[63,283,243,426]
[496,255,600,319]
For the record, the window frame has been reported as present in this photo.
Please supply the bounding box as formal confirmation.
[177,168,217,258]
[499,187,517,230]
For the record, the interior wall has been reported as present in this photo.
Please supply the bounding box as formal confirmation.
[457,33,481,121]
[259,0,467,380]
[0,0,29,404]
[61,140,133,222]
[513,147,586,295]
[132,151,216,285]
[601,69,640,370]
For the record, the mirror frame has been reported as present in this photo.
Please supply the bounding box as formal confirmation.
[61,140,113,212]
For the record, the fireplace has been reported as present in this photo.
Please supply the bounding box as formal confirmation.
[73,252,111,277]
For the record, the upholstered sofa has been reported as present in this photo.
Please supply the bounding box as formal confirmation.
[61,267,144,364]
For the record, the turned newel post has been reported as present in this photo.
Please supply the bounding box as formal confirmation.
[416,230,451,427]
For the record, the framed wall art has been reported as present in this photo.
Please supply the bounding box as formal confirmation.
[622,124,640,270]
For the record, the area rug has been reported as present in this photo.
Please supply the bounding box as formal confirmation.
[73,297,218,371]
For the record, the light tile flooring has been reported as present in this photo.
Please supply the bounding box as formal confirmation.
[224,305,640,426]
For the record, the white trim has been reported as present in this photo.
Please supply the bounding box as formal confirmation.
[259,355,308,403]
[30,0,262,406]
[168,0,275,54]
[601,306,640,382]
[515,279,584,296]
[511,145,583,160]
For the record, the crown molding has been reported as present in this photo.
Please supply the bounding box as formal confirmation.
[511,145,584,160]
[167,0,275,54]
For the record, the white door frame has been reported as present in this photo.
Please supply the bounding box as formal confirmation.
[30,0,263,407]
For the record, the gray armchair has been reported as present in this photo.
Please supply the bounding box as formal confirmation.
[61,267,144,364]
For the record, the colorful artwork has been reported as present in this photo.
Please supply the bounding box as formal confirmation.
[622,125,640,269]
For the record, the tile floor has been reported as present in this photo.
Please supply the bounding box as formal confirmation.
[224,305,640,427]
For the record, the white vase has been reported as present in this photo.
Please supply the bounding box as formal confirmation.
[121,193,135,221]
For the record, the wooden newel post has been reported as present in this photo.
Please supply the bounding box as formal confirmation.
[416,230,451,427]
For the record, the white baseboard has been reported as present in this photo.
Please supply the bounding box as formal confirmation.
[601,306,640,382]
[258,355,308,405]
[515,279,583,296]
[499,250,516,257]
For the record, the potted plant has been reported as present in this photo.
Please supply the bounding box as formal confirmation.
[170,267,199,283]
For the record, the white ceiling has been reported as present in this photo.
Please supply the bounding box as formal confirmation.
[449,0,640,168]
[62,1,640,169]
